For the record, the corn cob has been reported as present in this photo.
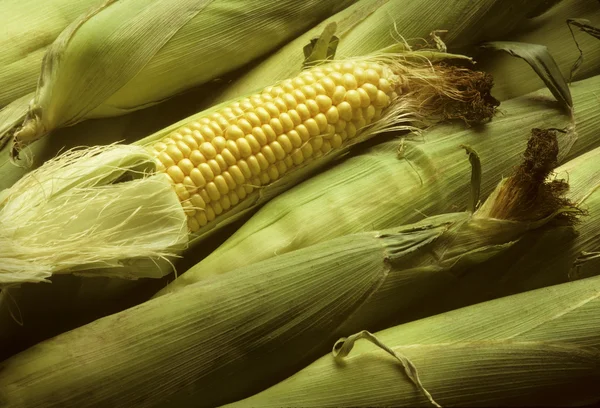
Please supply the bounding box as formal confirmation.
[2,0,358,154]
[157,73,600,294]
[229,273,600,407]
[211,0,564,103]
[0,131,581,407]
[0,53,497,285]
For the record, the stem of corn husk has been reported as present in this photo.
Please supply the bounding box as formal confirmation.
[230,274,600,407]
[0,52,497,286]
[0,124,581,408]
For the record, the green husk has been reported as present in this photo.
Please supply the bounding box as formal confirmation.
[157,74,600,294]
[0,136,579,406]
[4,0,358,154]
[0,0,104,108]
[229,274,600,407]
[477,0,600,100]
[211,0,558,103]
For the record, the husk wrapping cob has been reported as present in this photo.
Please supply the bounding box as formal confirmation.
[0,127,583,407]
[2,0,359,154]
[229,273,600,407]
[158,74,600,294]
[0,0,104,108]
[0,51,498,286]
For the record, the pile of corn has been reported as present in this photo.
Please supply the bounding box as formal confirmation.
[1,0,600,406]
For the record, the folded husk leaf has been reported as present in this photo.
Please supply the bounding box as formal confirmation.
[212,0,557,103]
[229,274,600,407]
[0,146,577,407]
[157,74,600,294]
[5,0,358,153]
[0,0,104,108]
[477,0,600,100]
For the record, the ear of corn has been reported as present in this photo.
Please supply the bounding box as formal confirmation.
[229,273,600,407]
[0,52,497,285]
[0,137,580,406]
[211,0,564,103]
[157,73,600,294]
[0,0,104,108]
[4,0,358,153]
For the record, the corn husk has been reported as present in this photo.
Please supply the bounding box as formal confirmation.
[0,0,105,109]
[211,0,559,103]
[157,74,600,294]
[3,0,357,153]
[229,273,600,407]
[0,137,579,407]
[477,0,600,101]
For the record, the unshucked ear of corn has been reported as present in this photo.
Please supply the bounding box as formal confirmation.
[0,131,582,407]
[0,0,104,109]
[0,52,497,286]
[229,273,600,408]
[2,0,359,155]
[157,73,600,294]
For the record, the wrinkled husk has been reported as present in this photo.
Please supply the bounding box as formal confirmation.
[229,274,600,407]
[212,0,559,103]
[4,0,357,152]
[0,162,575,407]
[158,74,600,294]
[0,0,103,108]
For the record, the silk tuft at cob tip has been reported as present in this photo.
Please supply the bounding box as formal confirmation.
[476,127,584,224]
[0,53,498,285]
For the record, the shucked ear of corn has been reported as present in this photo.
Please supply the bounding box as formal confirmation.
[228,273,600,408]
[477,0,600,101]
[210,0,564,104]
[0,52,498,286]
[0,131,582,407]
[2,0,359,155]
[156,73,600,295]
[0,0,104,109]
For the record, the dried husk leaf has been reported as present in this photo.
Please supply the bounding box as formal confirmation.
[477,0,600,100]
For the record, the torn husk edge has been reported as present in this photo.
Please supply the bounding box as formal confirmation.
[0,51,498,285]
